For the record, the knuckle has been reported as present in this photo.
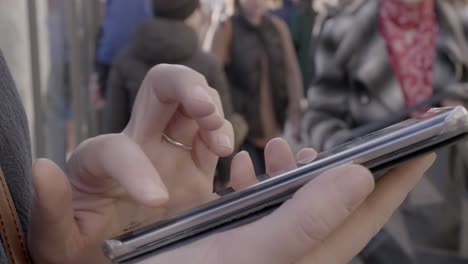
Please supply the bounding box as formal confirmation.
[210,88,221,100]
[148,64,190,80]
[224,119,234,131]
[186,69,208,85]
[294,205,334,245]
[209,88,221,102]
[95,133,127,149]
[147,65,209,96]
[148,64,168,76]
[336,191,357,217]
[290,181,356,246]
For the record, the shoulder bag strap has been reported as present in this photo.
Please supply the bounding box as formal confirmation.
[0,167,29,263]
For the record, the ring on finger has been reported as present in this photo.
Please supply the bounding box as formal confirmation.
[162,133,193,151]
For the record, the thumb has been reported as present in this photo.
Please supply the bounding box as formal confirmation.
[222,164,375,264]
[28,159,78,262]
[69,134,169,207]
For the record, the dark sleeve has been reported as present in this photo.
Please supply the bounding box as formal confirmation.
[102,61,131,133]
[289,10,302,52]
[302,19,353,151]
[0,51,33,240]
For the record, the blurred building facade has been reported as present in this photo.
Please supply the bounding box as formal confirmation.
[0,0,50,159]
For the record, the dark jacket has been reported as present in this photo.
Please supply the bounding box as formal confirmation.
[288,8,314,93]
[304,1,468,263]
[272,1,315,92]
[0,51,33,262]
[103,18,233,134]
[224,14,289,139]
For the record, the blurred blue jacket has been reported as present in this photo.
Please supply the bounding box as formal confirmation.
[97,0,152,65]
[271,0,294,23]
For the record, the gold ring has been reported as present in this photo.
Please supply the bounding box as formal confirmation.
[162,133,193,151]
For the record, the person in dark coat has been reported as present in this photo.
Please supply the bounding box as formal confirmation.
[303,0,468,263]
[213,0,304,176]
[272,0,315,94]
[103,0,235,134]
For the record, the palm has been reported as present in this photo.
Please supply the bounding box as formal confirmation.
[69,117,221,242]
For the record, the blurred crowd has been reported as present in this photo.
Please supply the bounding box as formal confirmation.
[44,0,468,263]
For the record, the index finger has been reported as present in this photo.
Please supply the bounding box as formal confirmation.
[124,64,224,144]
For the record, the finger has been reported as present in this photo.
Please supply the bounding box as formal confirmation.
[164,89,230,157]
[230,147,317,191]
[222,164,375,264]
[125,64,223,143]
[230,151,258,190]
[192,131,219,176]
[179,85,224,132]
[298,154,436,264]
[199,119,235,158]
[29,159,77,262]
[296,148,318,165]
[163,110,199,147]
[265,138,297,177]
[68,134,169,207]
[178,86,225,121]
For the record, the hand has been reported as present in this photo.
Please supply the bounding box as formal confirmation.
[29,65,239,263]
[154,152,436,264]
[28,65,318,263]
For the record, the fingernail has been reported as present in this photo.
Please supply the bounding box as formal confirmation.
[239,150,249,157]
[146,192,169,204]
[216,134,233,150]
[334,165,373,208]
[422,153,437,171]
[297,148,317,164]
[144,183,169,206]
[192,86,211,103]
[233,151,250,162]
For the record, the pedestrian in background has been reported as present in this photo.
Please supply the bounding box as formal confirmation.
[213,0,304,176]
[272,0,315,95]
[303,0,468,263]
[93,0,152,104]
[103,0,233,135]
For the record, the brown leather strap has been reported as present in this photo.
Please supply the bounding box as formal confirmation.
[222,19,232,64]
[0,167,29,263]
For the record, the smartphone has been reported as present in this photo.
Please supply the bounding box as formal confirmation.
[103,106,468,263]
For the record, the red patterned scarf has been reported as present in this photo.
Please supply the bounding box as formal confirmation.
[379,0,438,113]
